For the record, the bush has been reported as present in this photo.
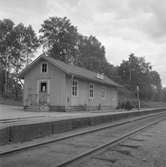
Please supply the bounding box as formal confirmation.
[125,101,134,110]
[117,100,137,110]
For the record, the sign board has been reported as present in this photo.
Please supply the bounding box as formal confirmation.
[96,73,104,80]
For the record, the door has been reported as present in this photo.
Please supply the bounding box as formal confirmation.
[39,81,48,104]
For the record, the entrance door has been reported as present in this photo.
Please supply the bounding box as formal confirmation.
[39,81,48,104]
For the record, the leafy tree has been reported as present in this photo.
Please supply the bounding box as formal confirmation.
[0,19,14,69]
[161,87,166,102]
[119,54,151,82]
[39,17,79,63]
[149,71,162,100]
[149,71,162,90]
[77,35,106,73]
[119,53,155,99]
[118,53,164,100]
[0,19,39,98]
[10,24,39,72]
[103,63,122,83]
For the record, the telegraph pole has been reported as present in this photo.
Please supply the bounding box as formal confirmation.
[136,85,140,110]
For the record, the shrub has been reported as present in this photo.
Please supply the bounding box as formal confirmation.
[117,100,136,110]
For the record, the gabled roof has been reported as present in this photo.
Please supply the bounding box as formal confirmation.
[19,55,121,87]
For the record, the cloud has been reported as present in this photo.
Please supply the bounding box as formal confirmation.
[0,0,47,14]
[125,0,166,40]
[0,0,48,31]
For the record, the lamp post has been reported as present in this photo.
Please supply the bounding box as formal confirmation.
[136,85,140,110]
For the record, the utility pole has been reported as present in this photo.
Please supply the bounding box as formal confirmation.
[136,85,140,110]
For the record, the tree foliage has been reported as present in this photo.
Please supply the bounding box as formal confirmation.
[0,19,39,97]
[119,53,162,99]
[77,35,107,73]
[39,17,79,64]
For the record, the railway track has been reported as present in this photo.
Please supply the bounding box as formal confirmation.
[58,115,166,167]
[1,111,166,167]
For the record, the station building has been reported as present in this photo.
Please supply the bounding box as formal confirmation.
[19,55,120,112]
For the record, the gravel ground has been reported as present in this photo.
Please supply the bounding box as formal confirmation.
[73,119,166,167]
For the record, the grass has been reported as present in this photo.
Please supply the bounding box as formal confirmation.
[141,100,166,108]
[0,96,22,106]
[118,87,166,109]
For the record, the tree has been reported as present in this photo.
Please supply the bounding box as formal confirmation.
[77,35,106,73]
[0,19,39,98]
[0,19,14,96]
[39,17,79,64]
[0,19,14,69]
[10,24,39,72]
[11,24,39,98]
[118,53,157,99]
[149,71,162,90]
[161,87,166,102]
[103,63,122,83]
[149,71,162,100]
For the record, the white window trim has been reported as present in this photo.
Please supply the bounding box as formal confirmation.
[41,62,48,73]
[72,79,79,97]
[89,83,94,99]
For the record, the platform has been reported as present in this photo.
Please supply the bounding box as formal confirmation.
[0,104,166,146]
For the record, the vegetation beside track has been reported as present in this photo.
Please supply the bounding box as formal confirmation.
[0,96,22,106]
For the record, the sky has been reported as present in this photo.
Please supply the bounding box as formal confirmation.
[0,0,166,85]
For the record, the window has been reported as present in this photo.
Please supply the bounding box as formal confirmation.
[101,86,106,98]
[89,83,94,98]
[41,63,47,73]
[72,79,78,96]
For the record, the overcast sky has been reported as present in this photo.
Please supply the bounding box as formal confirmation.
[0,0,166,85]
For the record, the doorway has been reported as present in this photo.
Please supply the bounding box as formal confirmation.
[39,80,49,104]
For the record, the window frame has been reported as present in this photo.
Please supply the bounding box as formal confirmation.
[101,86,106,98]
[72,79,78,97]
[89,83,94,98]
[41,62,48,73]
